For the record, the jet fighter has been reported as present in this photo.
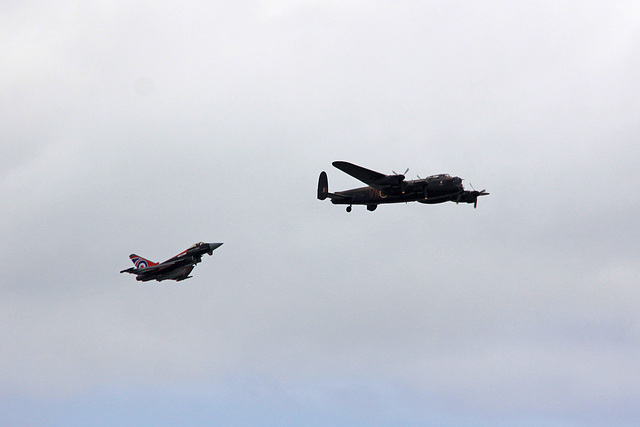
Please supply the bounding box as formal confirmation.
[120,242,223,282]
[318,161,489,212]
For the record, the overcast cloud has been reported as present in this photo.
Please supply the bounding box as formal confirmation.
[2,1,640,425]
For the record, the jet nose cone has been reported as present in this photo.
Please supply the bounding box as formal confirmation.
[206,242,223,254]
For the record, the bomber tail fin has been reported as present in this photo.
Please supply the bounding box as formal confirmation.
[317,171,329,200]
[129,254,158,269]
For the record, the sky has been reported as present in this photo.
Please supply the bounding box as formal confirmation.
[2,0,640,425]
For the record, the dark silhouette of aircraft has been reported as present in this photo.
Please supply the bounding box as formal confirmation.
[318,161,489,212]
[120,242,223,282]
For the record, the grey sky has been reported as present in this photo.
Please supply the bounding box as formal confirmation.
[2,1,640,425]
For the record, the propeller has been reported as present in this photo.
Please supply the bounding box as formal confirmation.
[392,167,410,178]
[469,183,489,208]
[382,168,409,192]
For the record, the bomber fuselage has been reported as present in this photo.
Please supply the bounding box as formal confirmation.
[331,175,464,206]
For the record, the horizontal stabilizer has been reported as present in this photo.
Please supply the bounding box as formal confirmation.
[326,192,352,200]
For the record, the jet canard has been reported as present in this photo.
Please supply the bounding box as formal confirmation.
[120,242,223,282]
[318,161,489,212]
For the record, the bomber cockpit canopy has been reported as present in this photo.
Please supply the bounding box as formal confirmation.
[427,174,451,180]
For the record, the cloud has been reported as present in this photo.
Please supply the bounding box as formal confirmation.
[2,0,640,425]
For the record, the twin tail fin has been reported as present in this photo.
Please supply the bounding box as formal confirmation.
[317,171,329,200]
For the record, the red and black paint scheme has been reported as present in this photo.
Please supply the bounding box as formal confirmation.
[318,161,489,212]
[120,242,223,282]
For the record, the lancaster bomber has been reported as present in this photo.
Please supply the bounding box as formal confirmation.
[120,242,223,282]
[318,161,489,212]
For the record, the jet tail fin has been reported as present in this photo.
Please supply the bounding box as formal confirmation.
[318,171,329,200]
[129,254,158,269]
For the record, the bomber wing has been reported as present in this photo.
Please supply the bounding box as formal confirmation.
[332,161,405,190]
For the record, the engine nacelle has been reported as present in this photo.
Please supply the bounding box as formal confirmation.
[375,174,405,187]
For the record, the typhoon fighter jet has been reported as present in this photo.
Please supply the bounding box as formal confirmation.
[120,242,223,282]
[318,161,489,212]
